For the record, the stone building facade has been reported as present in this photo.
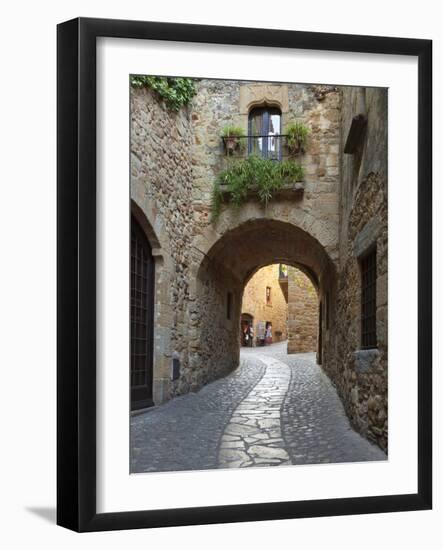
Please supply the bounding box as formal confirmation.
[287,266,318,353]
[331,87,388,450]
[241,263,319,352]
[241,264,288,345]
[130,78,388,451]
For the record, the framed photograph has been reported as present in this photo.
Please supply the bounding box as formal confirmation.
[57,17,432,532]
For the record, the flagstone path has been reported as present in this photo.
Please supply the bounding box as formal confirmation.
[131,341,386,473]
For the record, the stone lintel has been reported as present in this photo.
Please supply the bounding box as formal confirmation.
[353,215,381,258]
[239,84,289,115]
[219,181,305,199]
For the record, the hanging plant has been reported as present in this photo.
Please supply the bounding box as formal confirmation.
[211,155,304,221]
[285,121,310,155]
[221,125,246,155]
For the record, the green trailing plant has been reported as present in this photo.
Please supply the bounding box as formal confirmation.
[211,155,304,221]
[221,125,245,138]
[130,75,196,111]
[285,121,310,153]
[221,125,246,154]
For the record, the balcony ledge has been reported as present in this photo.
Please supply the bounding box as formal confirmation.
[218,181,305,199]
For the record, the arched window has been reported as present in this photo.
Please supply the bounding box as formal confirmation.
[248,106,282,160]
[131,215,155,410]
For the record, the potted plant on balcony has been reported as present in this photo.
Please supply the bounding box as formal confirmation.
[211,156,304,221]
[222,125,246,155]
[285,121,310,155]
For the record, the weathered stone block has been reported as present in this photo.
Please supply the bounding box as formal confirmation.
[353,349,380,373]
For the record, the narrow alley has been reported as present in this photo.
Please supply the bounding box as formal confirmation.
[131,342,385,473]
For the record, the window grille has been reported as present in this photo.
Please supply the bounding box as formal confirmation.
[360,248,377,349]
[130,216,155,409]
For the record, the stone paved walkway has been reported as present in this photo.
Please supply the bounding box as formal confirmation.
[218,355,291,468]
[131,341,386,473]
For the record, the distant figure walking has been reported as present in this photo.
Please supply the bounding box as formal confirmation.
[243,324,254,347]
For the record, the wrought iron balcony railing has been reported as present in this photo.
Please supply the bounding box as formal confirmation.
[278,264,289,302]
[279,264,288,280]
[222,134,298,160]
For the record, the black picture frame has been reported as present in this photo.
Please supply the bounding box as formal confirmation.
[57,17,432,532]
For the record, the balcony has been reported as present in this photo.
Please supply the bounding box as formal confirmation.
[221,134,302,160]
[216,139,305,201]
[278,264,288,302]
[212,135,305,221]
[217,180,305,199]
[279,264,288,280]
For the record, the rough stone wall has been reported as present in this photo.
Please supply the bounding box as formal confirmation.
[287,84,340,186]
[188,257,242,391]
[325,87,388,451]
[287,267,318,353]
[130,86,196,404]
[241,264,288,343]
[191,79,241,217]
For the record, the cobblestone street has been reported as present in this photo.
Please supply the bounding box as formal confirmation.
[131,342,386,473]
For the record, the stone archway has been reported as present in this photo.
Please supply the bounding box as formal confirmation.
[182,218,337,395]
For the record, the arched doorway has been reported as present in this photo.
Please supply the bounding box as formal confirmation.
[130,215,155,410]
[240,313,254,347]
